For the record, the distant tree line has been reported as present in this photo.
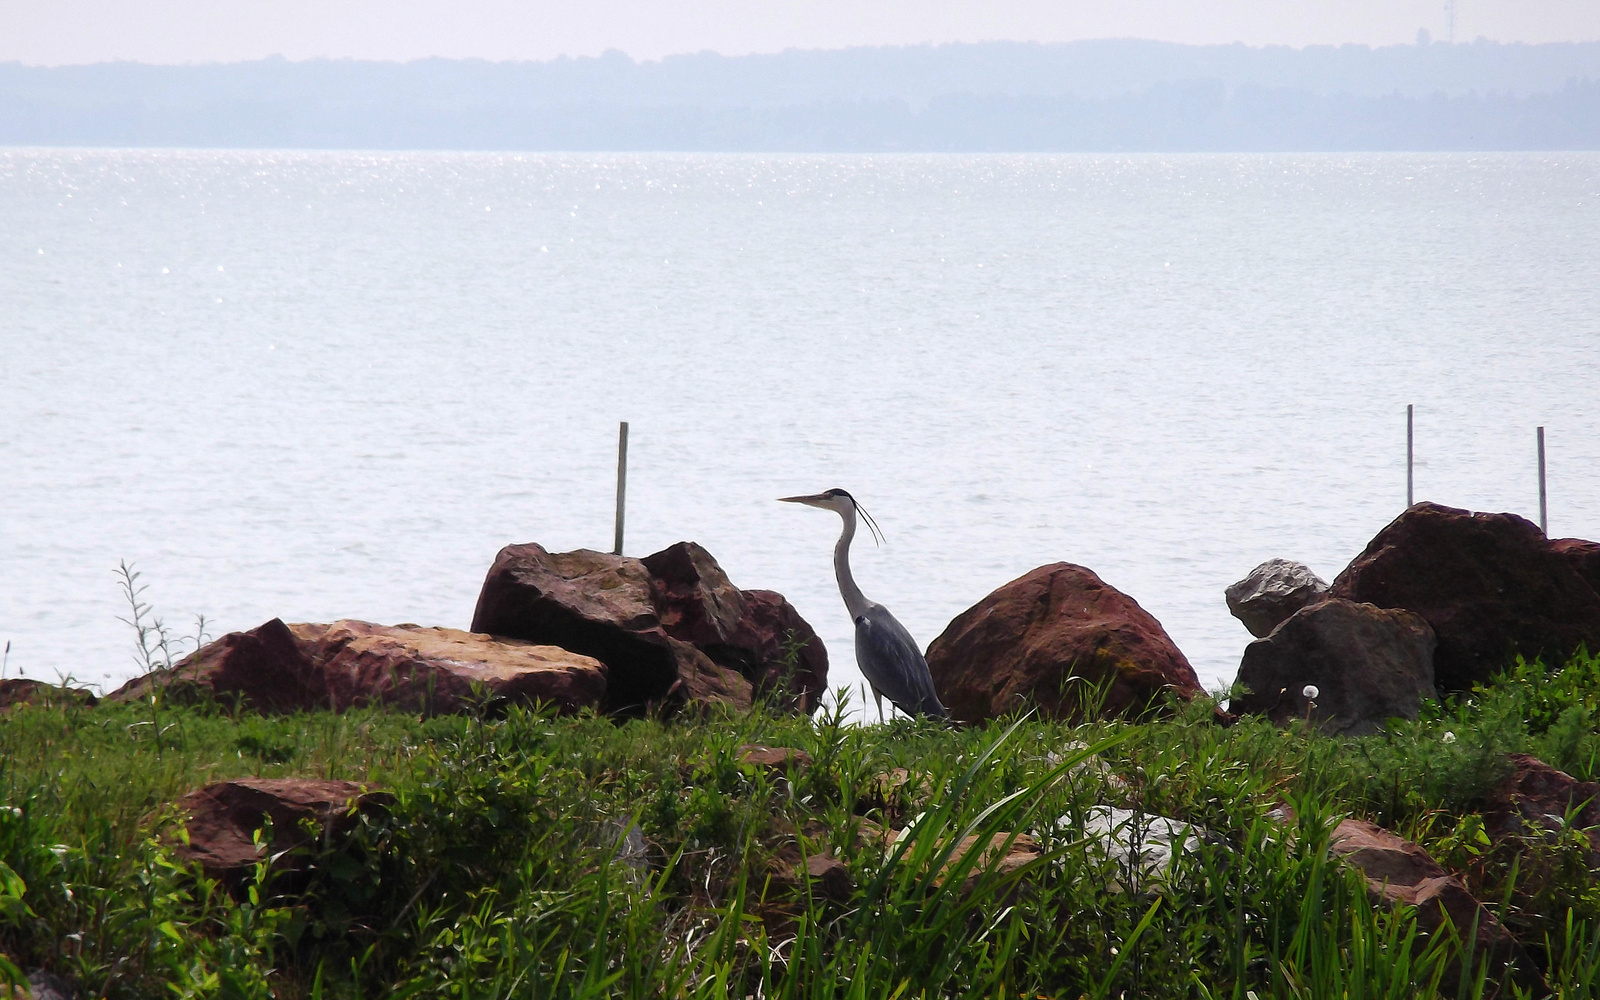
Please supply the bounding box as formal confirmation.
[2,40,1598,151]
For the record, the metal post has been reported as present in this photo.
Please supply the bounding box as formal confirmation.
[1406,404,1414,508]
[613,421,629,555]
[1538,426,1547,535]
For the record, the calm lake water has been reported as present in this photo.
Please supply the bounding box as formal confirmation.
[3,149,1598,706]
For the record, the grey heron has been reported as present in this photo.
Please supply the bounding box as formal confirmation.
[779,489,948,722]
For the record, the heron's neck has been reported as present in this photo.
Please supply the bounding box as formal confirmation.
[833,506,872,620]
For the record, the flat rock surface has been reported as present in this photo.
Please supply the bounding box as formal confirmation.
[297,621,607,713]
[108,619,607,716]
[927,562,1203,723]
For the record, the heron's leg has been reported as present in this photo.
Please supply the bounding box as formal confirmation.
[872,688,884,724]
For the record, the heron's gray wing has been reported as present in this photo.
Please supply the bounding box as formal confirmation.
[854,605,948,719]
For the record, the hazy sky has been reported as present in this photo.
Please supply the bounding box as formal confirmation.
[3,0,1598,65]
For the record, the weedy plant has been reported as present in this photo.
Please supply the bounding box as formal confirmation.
[6,646,1600,998]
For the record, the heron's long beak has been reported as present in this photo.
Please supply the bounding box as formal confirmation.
[777,493,831,508]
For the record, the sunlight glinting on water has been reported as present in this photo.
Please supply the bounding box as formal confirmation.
[3,150,1598,713]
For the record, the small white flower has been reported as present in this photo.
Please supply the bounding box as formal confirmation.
[1302,685,1319,700]
[1442,731,1457,744]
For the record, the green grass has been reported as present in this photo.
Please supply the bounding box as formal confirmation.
[4,651,1600,998]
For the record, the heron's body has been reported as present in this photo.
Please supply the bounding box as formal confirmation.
[781,489,948,721]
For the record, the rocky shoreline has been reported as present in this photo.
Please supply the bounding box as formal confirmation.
[11,500,1600,741]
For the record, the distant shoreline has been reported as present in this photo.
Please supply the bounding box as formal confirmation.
[4,39,1598,152]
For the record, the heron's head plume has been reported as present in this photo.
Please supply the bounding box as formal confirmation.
[777,488,886,546]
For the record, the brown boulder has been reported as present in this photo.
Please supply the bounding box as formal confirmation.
[1329,818,1529,988]
[296,621,606,714]
[109,618,326,711]
[1230,599,1435,735]
[884,829,1043,896]
[667,640,753,711]
[738,744,813,777]
[1225,559,1330,638]
[1552,538,1600,597]
[643,543,827,711]
[1483,754,1600,862]
[642,541,749,649]
[926,563,1204,724]
[0,679,98,712]
[1331,503,1600,692]
[172,778,390,889]
[471,545,681,713]
[728,590,829,713]
[471,540,823,715]
[108,619,607,716]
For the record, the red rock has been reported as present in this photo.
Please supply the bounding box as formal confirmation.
[1230,599,1435,735]
[108,619,607,716]
[737,744,813,776]
[644,543,827,712]
[731,590,828,713]
[1483,754,1600,862]
[1331,503,1600,692]
[472,540,822,715]
[295,621,606,714]
[885,830,1043,895]
[0,679,97,711]
[642,541,749,649]
[109,617,326,711]
[1552,537,1600,598]
[471,545,681,714]
[667,640,753,711]
[172,778,390,888]
[926,562,1204,724]
[1329,818,1529,987]
[802,853,853,902]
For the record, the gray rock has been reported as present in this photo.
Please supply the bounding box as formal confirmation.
[1229,598,1435,735]
[25,970,75,1000]
[1225,559,1330,637]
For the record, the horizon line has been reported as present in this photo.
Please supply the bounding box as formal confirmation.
[8,34,1597,71]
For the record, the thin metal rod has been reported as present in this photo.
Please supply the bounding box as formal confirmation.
[1406,404,1414,508]
[613,421,629,555]
[1538,425,1547,535]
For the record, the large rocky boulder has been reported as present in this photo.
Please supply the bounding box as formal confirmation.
[172,778,390,891]
[0,679,98,712]
[1230,599,1435,735]
[643,543,828,711]
[1329,818,1530,991]
[470,545,685,713]
[1225,559,1330,637]
[471,541,826,715]
[1483,754,1600,864]
[1553,537,1600,597]
[1331,503,1600,692]
[926,563,1204,724]
[109,619,607,715]
[733,590,829,712]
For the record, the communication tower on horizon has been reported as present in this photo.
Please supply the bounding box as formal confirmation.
[1445,0,1459,42]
